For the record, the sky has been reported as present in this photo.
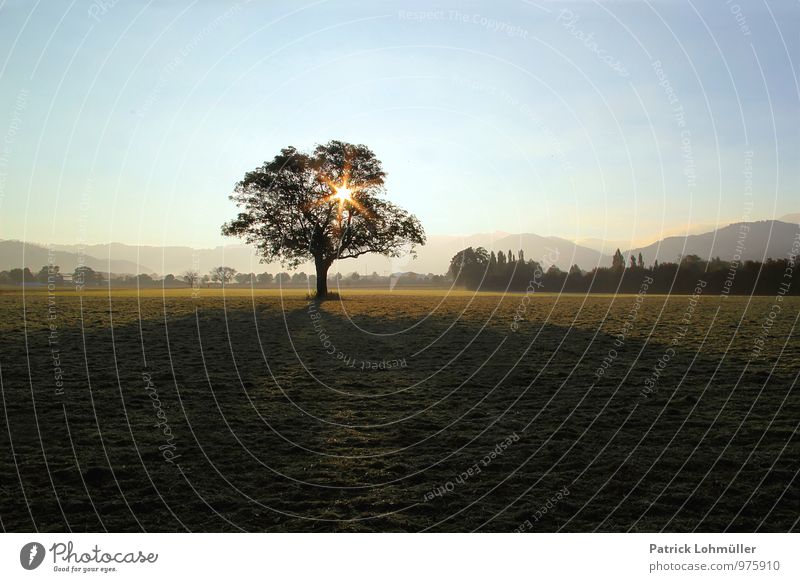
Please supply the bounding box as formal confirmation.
[0,0,798,250]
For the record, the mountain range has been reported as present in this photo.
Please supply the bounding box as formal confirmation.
[2,215,798,276]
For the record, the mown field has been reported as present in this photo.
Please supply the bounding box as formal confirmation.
[0,287,797,532]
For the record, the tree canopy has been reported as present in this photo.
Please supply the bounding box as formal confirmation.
[222,140,425,297]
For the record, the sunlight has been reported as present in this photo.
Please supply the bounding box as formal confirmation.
[333,184,353,203]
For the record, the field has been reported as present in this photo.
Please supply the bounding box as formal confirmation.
[0,287,797,532]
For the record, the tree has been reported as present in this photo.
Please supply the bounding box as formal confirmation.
[291,272,308,284]
[629,255,636,269]
[182,270,200,286]
[448,246,489,287]
[136,274,155,286]
[163,274,177,286]
[612,248,625,270]
[8,267,33,284]
[257,272,273,285]
[209,266,237,286]
[73,266,103,287]
[637,252,644,269]
[36,265,64,285]
[222,140,425,298]
[235,272,255,285]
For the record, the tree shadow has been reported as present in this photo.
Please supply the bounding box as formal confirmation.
[0,293,796,532]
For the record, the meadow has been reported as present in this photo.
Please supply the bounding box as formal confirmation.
[0,287,797,532]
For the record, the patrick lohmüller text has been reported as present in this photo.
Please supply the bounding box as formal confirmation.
[650,543,756,554]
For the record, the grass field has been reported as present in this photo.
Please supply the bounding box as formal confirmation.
[0,287,797,532]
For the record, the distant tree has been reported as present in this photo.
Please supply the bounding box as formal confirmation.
[256,272,273,285]
[235,272,254,285]
[448,246,489,287]
[163,274,177,285]
[8,267,33,284]
[568,264,582,276]
[508,249,515,263]
[36,265,64,285]
[347,271,360,282]
[73,266,103,287]
[518,249,525,263]
[275,272,291,285]
[612,248,625,270]
[497,250,506,265]
[653,259,659,270]
[629,255,636,269]
[136,274,155,286]
[680,254,703,268]
[182,270,200,286]
[489,251,497,267]
[209,266,237,286]
[637,252,644,269]
[35,266,48,283]
[221,140,425,298]
[292,272,308,284]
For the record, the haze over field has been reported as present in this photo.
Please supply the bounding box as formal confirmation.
[2,217,798,276]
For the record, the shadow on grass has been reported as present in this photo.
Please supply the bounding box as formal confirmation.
[0,295,796,532]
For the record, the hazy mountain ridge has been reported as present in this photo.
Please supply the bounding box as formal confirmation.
[2,217,798,276]
[626,220,800,266]
[0,240,149,275]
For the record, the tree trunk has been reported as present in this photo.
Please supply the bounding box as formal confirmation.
[315,258,330,298]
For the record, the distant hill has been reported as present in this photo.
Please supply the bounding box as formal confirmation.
[625,220,799,265]
[5,218,798,276]
[43,234,611,275]
[0,240,148,274]
[779,213,800,224]
[47,242,264,277]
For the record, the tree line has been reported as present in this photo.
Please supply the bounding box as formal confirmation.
[0,265,446,289]
[448,247,798,295]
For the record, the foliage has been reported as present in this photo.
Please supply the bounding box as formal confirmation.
[209,266,237,285]
[448,247,799,295]
[221,140,425,296]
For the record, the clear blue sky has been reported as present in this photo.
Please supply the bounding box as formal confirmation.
[0,0,797,249]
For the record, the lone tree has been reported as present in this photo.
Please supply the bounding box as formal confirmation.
[221,140,425,298]
[182,270,200,286]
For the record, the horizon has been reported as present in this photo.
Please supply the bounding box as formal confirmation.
[3,214,799,254]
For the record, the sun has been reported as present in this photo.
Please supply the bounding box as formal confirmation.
[333,184,353,203]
